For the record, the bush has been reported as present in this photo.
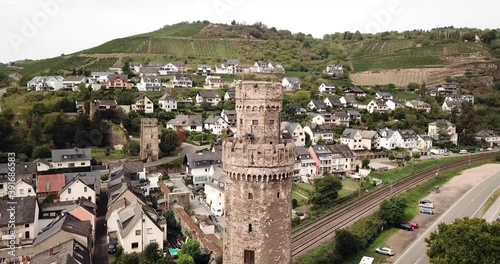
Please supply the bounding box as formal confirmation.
[292,217,301,227]
[496,156,500,162]
[101,174,109,181]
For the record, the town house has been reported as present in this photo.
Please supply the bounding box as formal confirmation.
[196,91,222,106]
[183,151,223,189]
[166,115,203,132]
[304,123,334,145]
[204,115,229,135]
[204,165,225,216]
[132,95,155,114]
[138,75,162,92]
[319,83,336,94]
[281,122,306,147]
[158,93,177,112]
[294,147,318,181]
[37,148,92,173]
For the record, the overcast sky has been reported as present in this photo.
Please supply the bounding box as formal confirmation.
[1,0,499,63]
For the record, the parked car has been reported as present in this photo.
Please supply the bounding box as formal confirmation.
[403,221,419,229]
[496,214,500,222]
[420,202,435,209]
[459,149,468,154]
[209,215,217,223]
[443,152,450,156]
[419,200,432,205]
[420,208,434,215]
[486,147,493,151]
[375,247,395,256]
[108,240,117,254]
[400,223,413,231]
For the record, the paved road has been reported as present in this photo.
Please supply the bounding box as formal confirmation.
[144,143,209,168]
[93,187,111,264]
[395,170,500,264]
[0,87,7,112]
[484,196,500,223]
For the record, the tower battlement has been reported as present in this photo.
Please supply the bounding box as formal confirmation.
[222,140,295,176]
[235,81,283,102]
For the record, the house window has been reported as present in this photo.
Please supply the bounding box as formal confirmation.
[25,231,30,239]
[131,243,139,249]
[269,120,275,126]
[248,193,253,199]
[28,188,32,193]
[0,184,3,189]
[88,196,92,201]
[20,189,24,195]
[136,230,141,236]
[244,250,255,264]
[81,162,85,166]
[147,228,153,234]
[252,120,258,125]
[68,188,71,194]
[248,224,252,232]
[84,187,87,192]
[24,224,29,228]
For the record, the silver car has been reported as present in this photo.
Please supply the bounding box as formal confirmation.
[375,247,395,256]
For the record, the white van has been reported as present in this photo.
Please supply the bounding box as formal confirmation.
[459,150,468,154]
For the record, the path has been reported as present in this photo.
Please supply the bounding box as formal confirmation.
[293,191,309,200]
[394,166,500,264]
[144,143,209,168]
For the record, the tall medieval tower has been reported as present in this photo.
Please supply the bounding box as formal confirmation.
[140,118,159,162]
[222,82,295,264]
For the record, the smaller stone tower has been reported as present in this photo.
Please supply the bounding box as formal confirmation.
[140,118,159,162]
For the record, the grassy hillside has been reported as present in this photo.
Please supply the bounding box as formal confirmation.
[135,21,209,37]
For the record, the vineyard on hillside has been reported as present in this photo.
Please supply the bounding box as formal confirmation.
[149,38,237,58]
[85,57,119,71]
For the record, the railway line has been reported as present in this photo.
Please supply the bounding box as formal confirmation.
[291,152,498,259]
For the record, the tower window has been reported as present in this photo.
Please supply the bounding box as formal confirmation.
[240,118,243,125]
[244,250,255,264]
[269,120,275,125]
[277,192,280,199]
[252,120,258,125]
[248,224,252,232]
[248,193,253,199]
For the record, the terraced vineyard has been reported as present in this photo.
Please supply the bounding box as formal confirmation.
[349,40,489,72]
[84,57,119,71]
[136,22,209,37]
[83,37,150,54]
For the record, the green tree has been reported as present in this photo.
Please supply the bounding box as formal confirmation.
[361,157,370,169]
[177,254,195,264]
[379,196,408,226]
[316,137,325,146]
[334,229,362,257]
[116,252,140,264]
[388,153,396,161]
[124,141,140,156]
[457,102,477,146]
[180,240,201,262]
[311,175,343,207]
[305,133,312,147]
[159,129,181,155]
[32,145,52,159]
[142,243,161,264]
[412,152,421,159]
[425,217,500,264]
[404,154,412,162]
[0,117,13,146]
[292,198,299,209]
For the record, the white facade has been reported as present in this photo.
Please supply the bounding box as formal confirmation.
[288,124,306,147]
[15,180,35,197]
[158,95,177,112]
[319,83,336,94]
[378,130,403,150]
[27,76,64,91]
[196,93,222,106]
[37,160,91,172]
[132,96,155,114]
[137,76,163,92]
[205,76,224,88]
[428,122,458,145]
[59,179,96,203]
[366,100,389,113]
[118,210,164,253]
[204,116,229,135]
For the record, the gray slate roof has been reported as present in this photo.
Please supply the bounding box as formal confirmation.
[31,239,90,264]
[0,196,37,227]
[52,148,92,162]
[198,91,220,99]
[33,213,91,246]
[159,93,176,101]
[185,151,222,169]
[295,146,310,157]
[341,128,359,139]
[167,115,203,127]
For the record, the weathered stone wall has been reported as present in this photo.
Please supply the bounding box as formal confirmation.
[223,82,294,264]
[140,118,159,161]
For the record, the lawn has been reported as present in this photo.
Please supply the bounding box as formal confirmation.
[92,149,134,159]
[339,179,360,197]
[370,156,468,184]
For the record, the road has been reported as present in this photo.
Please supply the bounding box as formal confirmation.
[395,170,500,264]
[93,187,111,264]
[144,143,209,168]
[484,196,500,223]
[0,87,7,112]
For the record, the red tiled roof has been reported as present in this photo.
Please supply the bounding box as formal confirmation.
[160,182,170,196]
[37,174,66,193]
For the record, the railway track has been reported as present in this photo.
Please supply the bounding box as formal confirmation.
[291,152,498,259]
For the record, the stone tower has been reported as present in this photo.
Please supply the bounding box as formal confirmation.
[140,118,159,162]
[222,82,295,264]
